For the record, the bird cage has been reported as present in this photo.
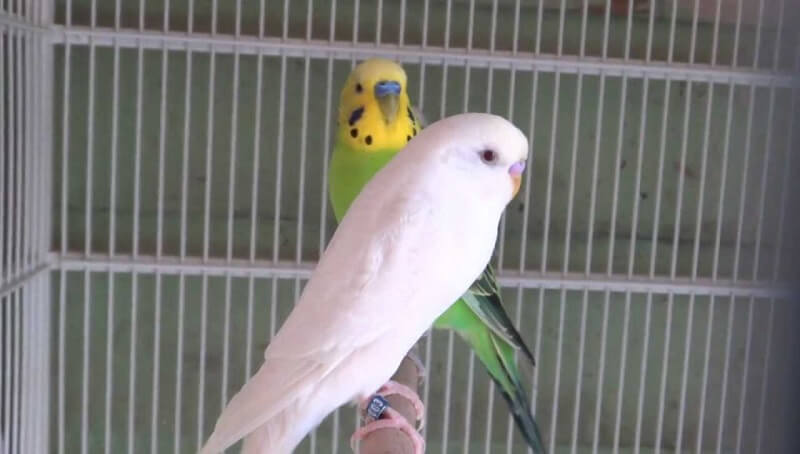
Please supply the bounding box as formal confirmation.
[1,0,798,453]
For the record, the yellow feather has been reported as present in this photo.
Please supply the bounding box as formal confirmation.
[337,59,422,152]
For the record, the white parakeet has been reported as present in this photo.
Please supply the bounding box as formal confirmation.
[199,112,529,454]
[329,59,543,451]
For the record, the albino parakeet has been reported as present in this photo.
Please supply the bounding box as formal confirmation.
[328,59,544,452]
[199,113,529,454]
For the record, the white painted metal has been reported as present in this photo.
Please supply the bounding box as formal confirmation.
[1,1,798,453]
[51,253,789,299]
[0,25,5,290]
[48,27,799,88]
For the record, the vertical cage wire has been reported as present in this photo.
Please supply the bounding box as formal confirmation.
[1,0,53,447]
[1,23,6,292]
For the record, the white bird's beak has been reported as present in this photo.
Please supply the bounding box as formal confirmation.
[509,160,526,198]
[511,175,522,198]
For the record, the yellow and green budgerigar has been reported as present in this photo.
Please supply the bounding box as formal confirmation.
[328,58,545,453]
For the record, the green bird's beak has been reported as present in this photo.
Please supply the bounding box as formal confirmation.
[374,80,402,125]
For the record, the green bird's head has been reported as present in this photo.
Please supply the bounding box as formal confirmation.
[337,58,423,153]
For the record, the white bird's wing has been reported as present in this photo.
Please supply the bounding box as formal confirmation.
[200,190,433,453]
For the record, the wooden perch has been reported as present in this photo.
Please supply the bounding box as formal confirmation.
[356,347,424,454]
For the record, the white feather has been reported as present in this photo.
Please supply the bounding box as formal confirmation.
[199,113,528,454]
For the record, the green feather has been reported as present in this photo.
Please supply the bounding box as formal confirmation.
[460,264,535,365]
[435,291,544,452]
[329,142,397,221]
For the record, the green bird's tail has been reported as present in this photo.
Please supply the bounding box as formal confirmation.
[489,335,546,453]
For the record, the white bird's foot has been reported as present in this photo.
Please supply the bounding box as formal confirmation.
[370,380,425,428]
[350,406,425,454]
[351,380,426,453]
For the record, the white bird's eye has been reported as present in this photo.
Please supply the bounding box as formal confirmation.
[480,149,498,164]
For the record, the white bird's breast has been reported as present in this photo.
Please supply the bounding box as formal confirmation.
[333,185,500,397]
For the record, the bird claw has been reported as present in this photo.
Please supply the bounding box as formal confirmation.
[350,406,426,454]
[359,380,425,429]
[351,379,426,452]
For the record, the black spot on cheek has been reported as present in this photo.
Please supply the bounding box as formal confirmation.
[407,107,415,122]
[350,128,358,138]
[407,135,411,142]
[365,135,373,145]
[348,107,365,126]
[412,128,417,136]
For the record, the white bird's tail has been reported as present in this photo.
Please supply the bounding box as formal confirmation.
[230,410,296,454]
[198,358,332,454]
[200,397,319,454]
[238,406,302,454]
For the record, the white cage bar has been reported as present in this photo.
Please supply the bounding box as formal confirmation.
[1,0,799,453]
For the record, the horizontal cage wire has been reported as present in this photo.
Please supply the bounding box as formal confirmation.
[1,0,800,454]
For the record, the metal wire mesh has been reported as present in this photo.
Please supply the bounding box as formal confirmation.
[1,0,54,452]
[1,0,799,453]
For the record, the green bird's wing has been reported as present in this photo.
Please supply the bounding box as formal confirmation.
[437,290,545,453]
[410,104,427,128]
[461,264,535,366]
[435,263,543,452]
[459,266,544,452]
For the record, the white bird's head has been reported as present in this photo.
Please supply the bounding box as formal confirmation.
[403,112,529,205]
